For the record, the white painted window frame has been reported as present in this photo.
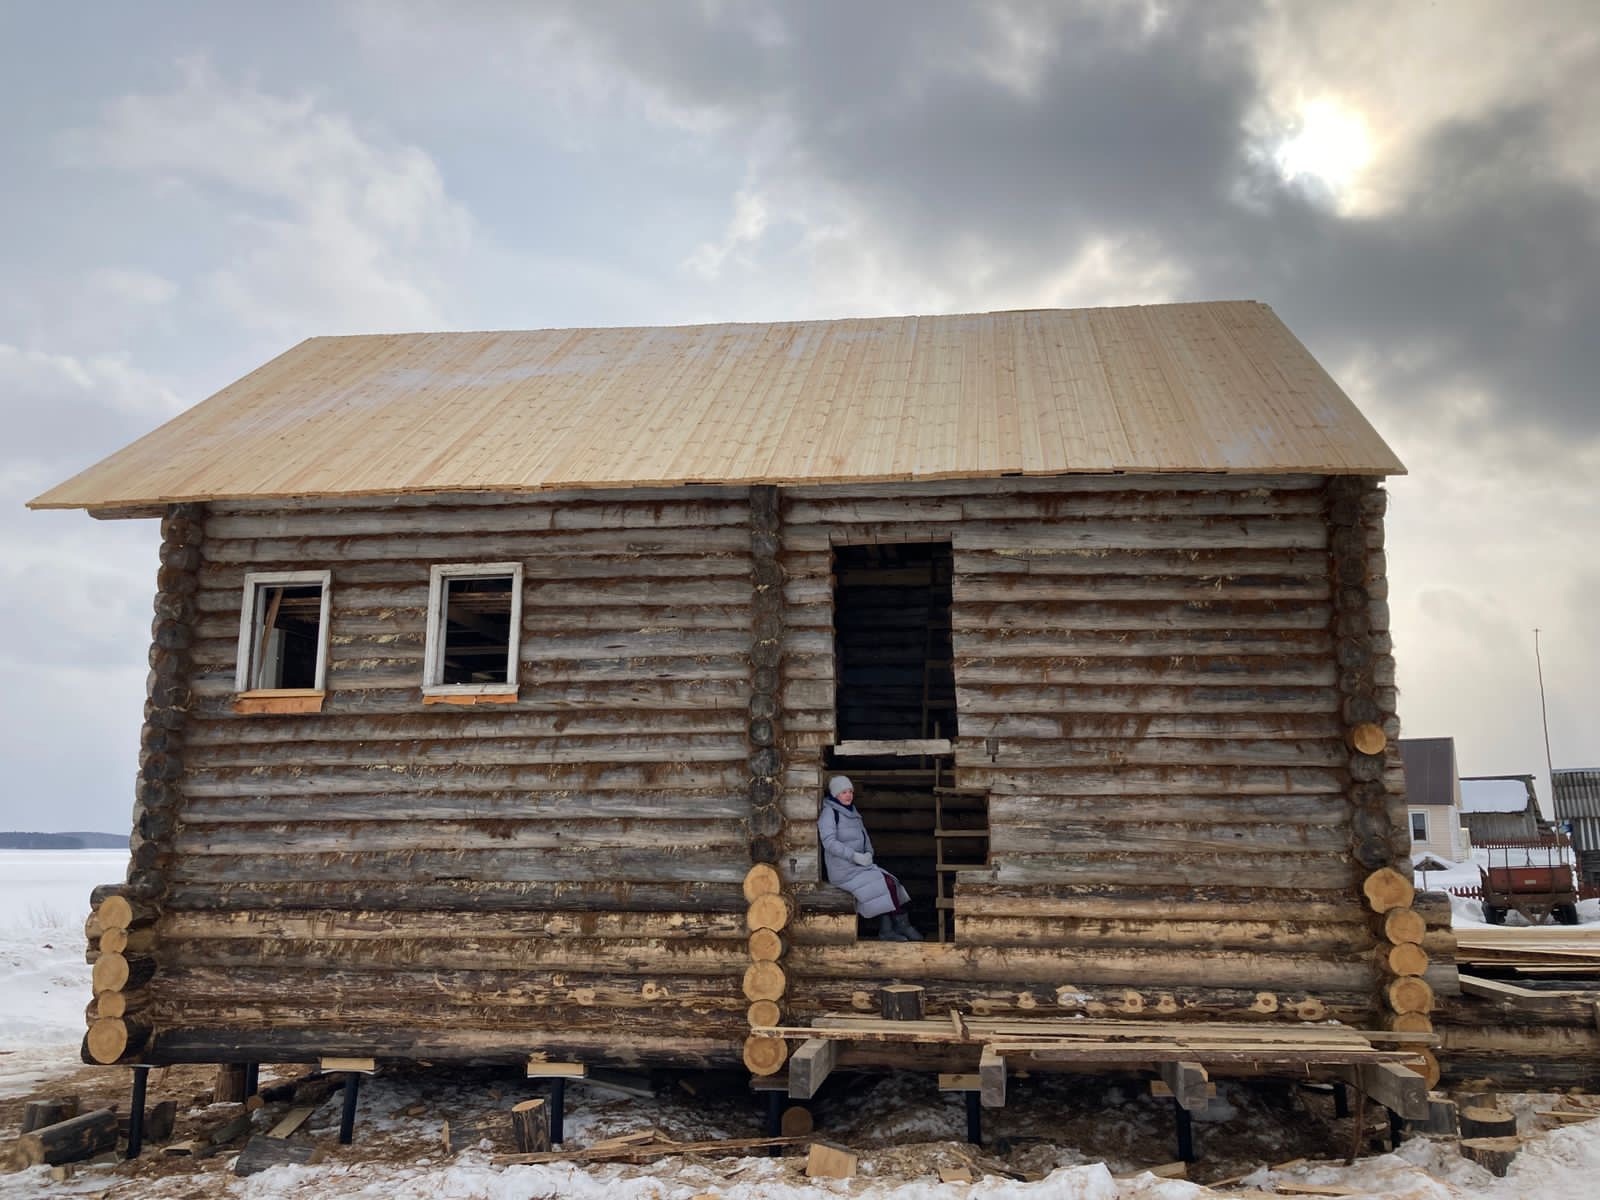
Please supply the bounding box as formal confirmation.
[1409,809,1429,843]
[234,570,333,693]
[423,562,523,697]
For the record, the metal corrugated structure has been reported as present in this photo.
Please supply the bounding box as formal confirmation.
[1552,768,1600,884]
[30,302,1404,513]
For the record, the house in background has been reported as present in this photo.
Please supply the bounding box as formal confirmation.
[1552,767,1600,885]
[1398,737,1471,862]
[1459,774,1542,845]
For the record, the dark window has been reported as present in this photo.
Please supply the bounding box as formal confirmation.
[243,580,326,690]
[438,575,515,684]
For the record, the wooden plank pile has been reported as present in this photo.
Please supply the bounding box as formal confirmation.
[1453,928,1600,976]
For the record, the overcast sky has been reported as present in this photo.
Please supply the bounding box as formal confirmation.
[2,1,1595,832]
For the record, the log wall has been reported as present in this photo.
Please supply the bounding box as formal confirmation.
[143,487,770,1065]
[121,473,1415,1065]
[779,474,1405,1025]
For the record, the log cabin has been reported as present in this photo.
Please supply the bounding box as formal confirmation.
[32,302,1446,1090]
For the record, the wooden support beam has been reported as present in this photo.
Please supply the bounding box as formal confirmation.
[525,1059,587,1079]
[1158,1061,1211,1113]
[319,1057,376,1074]
[980,1045,1006,1109]
[1355,1062,1428,1121]
[788,1039,839,1100]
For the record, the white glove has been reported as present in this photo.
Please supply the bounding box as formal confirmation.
[851,851,873,867]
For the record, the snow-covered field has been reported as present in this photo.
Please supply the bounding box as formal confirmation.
[2,849,1599,1197]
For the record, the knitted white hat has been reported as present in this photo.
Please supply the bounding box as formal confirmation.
[827,775,854,798]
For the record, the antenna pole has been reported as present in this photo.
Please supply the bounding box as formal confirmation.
[1534,628,1554,784]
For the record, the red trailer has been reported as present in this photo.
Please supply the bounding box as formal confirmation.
[1480,836,1580,925]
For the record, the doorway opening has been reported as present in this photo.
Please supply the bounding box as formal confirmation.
[831,542,956,742]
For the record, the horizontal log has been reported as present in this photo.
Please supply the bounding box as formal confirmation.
[952,600,1333,632]
[986,792,1349,825]
[180,790,751,825]
[989,853,1355,890]
[166,848,748,886]
[957,684,1340,716]
[161,935,753,974]
[163,879,745,913]
[989,820,1350,857]
[954,660,1338,688]
[951,629,1334,661]
[202,527,751,564]
[179,761,746,798]
[185,733,749,772]
[152,965,754,1011]
[172,817,748,856]
[204,498,751,539]
[962,737,1346,770]
[954,577,1329,603]
[960,765,1347,797]
[789,515,1328,553]
[952,547,1334,578]
[784,942,1374,991]
[147,1025,739,1069]
[184,708,744,745]
[953,883,1367,924]
[785,487,1325,526]
[785,473,1323,501]
[159,909,747,943]
[955,915,1372,954]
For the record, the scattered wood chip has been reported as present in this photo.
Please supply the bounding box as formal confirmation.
[938,1165,975,1183]
[1275,1185,1360,1197]
[805,1143,857,1180]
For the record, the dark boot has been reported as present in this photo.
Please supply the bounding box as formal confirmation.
[877,914,908,941]
[892,912,924,942]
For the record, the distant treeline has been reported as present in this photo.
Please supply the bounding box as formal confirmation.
[0,831,127,850]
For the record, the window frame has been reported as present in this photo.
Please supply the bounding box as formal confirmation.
[1409,810,1429,843]
[233,569,332,713]
[422,562,523,703]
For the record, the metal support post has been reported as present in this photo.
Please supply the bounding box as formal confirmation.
[125,1066,150,1159]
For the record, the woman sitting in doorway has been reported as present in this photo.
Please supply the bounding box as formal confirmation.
[818,775,923,941]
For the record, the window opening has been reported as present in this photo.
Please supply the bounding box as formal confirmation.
[1410,811,1429,843]
[236,571,330,693]
[831,542,956,741]
[425,563,522,694]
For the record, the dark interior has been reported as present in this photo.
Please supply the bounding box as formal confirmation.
[442,576,514,684]
[831,541,956,741]
[255,584,322,689]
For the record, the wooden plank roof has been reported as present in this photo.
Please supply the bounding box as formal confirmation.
[30,302,1404,512]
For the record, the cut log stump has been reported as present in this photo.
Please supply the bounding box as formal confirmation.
[880,985,925,1021]
[1460,1136,1520,1177]
[511,1100,550,1154]
[1460,1107,1517,1139]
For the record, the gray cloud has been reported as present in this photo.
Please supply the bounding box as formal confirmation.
[496,0,1599,439]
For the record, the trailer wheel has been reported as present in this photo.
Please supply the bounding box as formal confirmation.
[1483,905,1505,925]
[1554,903,1580,926]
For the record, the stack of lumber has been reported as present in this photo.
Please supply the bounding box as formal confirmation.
[1453,928,1600,976]
[1435,972,1600,1090]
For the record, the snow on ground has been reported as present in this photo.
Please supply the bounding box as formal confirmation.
[3,849,1600,1197]
[0,850,125,1096]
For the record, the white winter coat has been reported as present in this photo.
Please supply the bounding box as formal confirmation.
[818,796,908,918]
